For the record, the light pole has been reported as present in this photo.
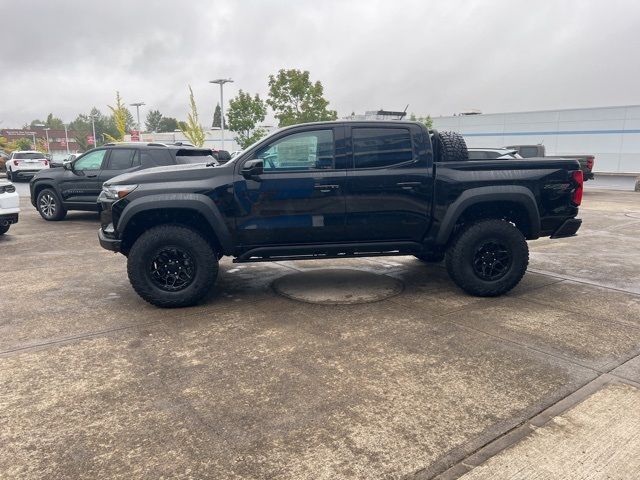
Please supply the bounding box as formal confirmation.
[130,102,145,140]
[63,124,70,154]
[43,128,51,153]
[90,115,97,148]
[209,78,233,150]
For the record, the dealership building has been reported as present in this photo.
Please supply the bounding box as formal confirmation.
[432,105,640,174]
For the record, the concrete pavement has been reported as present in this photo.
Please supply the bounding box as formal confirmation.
[0,187,639,479]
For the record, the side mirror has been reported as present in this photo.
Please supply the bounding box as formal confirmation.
[63,162,71,171]
[241,159,264,180]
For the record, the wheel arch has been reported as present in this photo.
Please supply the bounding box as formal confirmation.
[435,186,540,245]
[117,194,233,256]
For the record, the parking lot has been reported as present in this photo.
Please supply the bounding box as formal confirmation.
[1,184,639,479]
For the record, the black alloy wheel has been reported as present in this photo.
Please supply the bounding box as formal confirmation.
[149,246,197,292]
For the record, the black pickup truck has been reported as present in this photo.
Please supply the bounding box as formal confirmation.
[98,121,583,308]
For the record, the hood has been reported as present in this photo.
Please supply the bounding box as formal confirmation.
[105,162,227,186]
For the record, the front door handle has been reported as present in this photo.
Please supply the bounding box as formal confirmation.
[314,184,340,193]
[86,174,97,178]
[397,181,421,189]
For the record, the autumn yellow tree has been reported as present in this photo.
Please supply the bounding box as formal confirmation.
[179,86,205,147]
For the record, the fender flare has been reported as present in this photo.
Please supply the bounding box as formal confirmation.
[117,193,233,254]
[435,185,540,245]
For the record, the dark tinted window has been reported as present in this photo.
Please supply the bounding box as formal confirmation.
[141,149,173,166]
[518,146,539,158]
[353,128,413,169]
[14,152,45,159]
[105,149,135,170]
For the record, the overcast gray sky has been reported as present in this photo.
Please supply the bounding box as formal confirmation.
[1,0,639,127]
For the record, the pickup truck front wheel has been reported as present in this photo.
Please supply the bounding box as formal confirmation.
[446,219,529,297]
[127,225,219,308]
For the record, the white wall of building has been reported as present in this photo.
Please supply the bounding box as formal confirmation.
[432,105,640,173]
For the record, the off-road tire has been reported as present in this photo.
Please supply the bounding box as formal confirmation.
[433,131,468,162]
[0,224,9,235]
[127,225,219,308]
[414,252,445,263]
[36,188,67,221]
[445,219,528,296]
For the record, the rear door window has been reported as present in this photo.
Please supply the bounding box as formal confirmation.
[104,149,136,170]
[352,128,413,169]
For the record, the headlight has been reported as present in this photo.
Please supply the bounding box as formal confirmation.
[102,184,138,200]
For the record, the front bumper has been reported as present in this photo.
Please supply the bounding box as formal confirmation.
[98,228,122,252]
[550,218,582,239]
[0,212,19,226]
[12,169,43,178]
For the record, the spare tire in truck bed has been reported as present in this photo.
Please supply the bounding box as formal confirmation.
[432,130,468,162]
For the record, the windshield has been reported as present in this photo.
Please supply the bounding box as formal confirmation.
[14,152,45,159]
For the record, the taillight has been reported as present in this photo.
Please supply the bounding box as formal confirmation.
[571,170,583,206]
[13,160,19,166]
[586,156,594,171]
[44,160,49,166]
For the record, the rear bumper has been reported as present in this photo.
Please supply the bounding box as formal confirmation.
[98,228,122,252]
[550,218,582,239]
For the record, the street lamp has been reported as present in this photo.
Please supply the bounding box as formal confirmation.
[43,128,51,153]
[89,114,97,148]
[63,124,70,154]
[209,78,233,150]
[130,102,145,140]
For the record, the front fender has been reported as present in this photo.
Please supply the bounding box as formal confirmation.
[117,193,233,254]
[435,185,541,245]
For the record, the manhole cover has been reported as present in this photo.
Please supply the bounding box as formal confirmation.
[272,268,404,305]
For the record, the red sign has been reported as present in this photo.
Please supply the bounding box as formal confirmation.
[130,130,140,141]
[87,135,95,145]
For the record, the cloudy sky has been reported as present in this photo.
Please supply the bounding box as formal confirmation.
[1,0,639,127]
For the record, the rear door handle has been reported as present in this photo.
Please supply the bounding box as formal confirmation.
[396,181,421,189]
[314,184,340,193]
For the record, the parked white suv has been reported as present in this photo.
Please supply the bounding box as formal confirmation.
[6,151,49,181]
[0,180,19,235]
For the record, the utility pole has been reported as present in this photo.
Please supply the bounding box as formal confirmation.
[209,79,233,150]
[43,128,51,153]
[91,115,97,148]
[130,102,145,140]
[63,124,70,154]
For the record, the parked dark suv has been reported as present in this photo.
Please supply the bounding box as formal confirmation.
[30,143,218,221]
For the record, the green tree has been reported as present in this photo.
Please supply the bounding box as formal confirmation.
[179,85,205,147]
[145,109,163,132]
[266,69,337,127]
[45,113,64,129]
[14,138,33,150]
[158,117,179,132]
[409,113,433,130]
[227,90,267,149]
[212,103,223,129]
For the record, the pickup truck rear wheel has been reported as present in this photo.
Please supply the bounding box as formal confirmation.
[0,224,9,235]
[127,225,218,308]
[445,219,528,296]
